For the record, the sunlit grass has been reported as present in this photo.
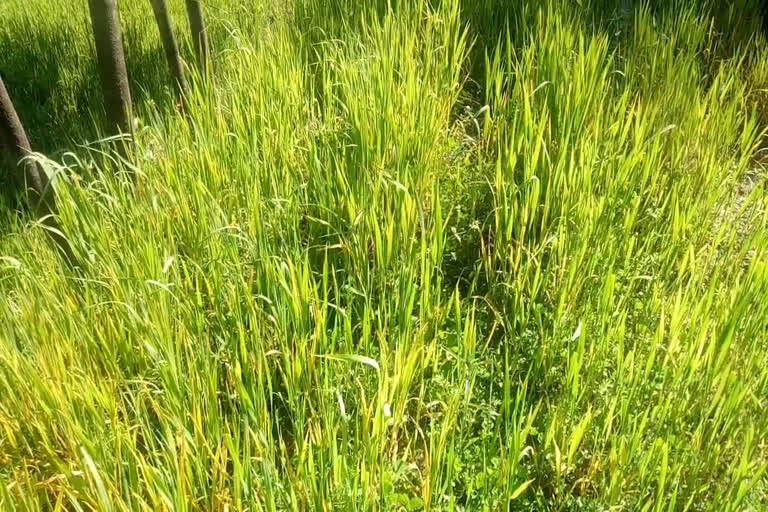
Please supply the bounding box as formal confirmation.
[1,0,767,510]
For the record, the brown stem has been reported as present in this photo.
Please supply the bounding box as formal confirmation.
[88,0,133,138]
[185,0,210,76]
[0,74,76,265]
[0,74,52,208]
[149,0,189,103]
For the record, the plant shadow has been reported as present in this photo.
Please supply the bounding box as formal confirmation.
[0,8,183,158]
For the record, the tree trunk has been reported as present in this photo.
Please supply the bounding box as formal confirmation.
[88,0,133,137]
[149,0,189,101]
[0,75,76,264]
[0,74,51,207]
[185,0,209,75]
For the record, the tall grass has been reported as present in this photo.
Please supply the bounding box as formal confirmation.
[1,0,767,509]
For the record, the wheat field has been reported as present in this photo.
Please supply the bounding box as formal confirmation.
[1,0,767,509]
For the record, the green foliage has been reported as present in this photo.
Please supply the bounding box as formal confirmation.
[1,0,767,510]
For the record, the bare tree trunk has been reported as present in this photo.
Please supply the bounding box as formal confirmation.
[88,0,133,137]
[0,74,75,264]
[149,0,189,102]
[185,0,209,75]
[0,74,51,208]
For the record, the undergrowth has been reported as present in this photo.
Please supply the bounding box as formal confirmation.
[1,0,767,509]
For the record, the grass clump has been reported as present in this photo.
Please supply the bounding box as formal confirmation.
[1,0,767,510]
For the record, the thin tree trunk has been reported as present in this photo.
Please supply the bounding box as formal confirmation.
[0,74,76,264]
[149,0,189,102]
[88,0,133,137]
[0,74,51,207]
[185,0,209,75]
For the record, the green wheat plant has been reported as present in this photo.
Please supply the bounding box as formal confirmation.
[1,0,766,510]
